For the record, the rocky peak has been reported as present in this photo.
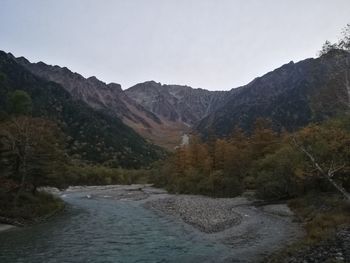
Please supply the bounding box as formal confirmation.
[14,56,29,64]
[87,76,102,84]
[108,82,123,92]
[126,81,230,125]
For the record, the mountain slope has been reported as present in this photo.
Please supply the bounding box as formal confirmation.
[197,50,350,136]
[14,56,162,127]
[6,49,349,149]
[0,51,164,168]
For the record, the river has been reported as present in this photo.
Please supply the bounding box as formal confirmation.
[0,189,235,263]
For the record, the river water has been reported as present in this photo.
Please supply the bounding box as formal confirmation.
[0,191,234,263]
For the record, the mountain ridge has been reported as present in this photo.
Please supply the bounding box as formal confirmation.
[125,81,229,125]
[5,49,350,148]
[197,49,350,136]
[12,55,198,149]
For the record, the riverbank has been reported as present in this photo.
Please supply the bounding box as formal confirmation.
[2,185,348,262]
[265,193,350,262]
[0,190,65,229]
[144,193,303,261]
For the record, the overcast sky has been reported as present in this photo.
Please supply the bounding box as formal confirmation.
[1,0,349,90]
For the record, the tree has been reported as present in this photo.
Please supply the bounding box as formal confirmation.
[250,118,279,158]
[338,24,350,51]
[0,116,67,203]
[213,139,226,170]
[292,120,350,201]
[7,90,32,116]
[254,143,304,200]
[0,72,6,83]
[226,128,251,178]
[189,137,212,174]
[318,24,350,56]
[318,40,338,56]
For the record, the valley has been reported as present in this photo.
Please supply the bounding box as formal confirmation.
[1,19,350,263]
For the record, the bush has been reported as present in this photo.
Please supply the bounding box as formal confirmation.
[242,175,256,189]
[256,172,291,200]
[209,170,243,197]
[0,191,64,222]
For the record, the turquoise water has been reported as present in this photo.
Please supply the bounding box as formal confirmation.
[0,193,234,263]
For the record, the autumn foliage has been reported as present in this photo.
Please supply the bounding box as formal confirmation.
[153,117,350,200]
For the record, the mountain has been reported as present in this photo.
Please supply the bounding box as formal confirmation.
[197,49,350,136]
[126,81,228,125]
[0,51,165,168]
[125,81,230,148]
[13,58,195,149]
[5,48,350,151]
[14,55,230,149]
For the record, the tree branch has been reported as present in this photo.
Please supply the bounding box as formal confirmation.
[292,137,350,201]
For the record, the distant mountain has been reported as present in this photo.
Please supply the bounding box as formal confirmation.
[5,48,350,151]
[197,49,350,136]
[0,51,164,168]
[13,58,196,149]
[15,55,231,149]
[125,81,228,125]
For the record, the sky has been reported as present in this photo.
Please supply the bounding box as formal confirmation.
[1,0,350,91]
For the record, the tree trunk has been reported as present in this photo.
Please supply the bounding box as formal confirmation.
[293,138,350,202]
[326,176,350,201]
